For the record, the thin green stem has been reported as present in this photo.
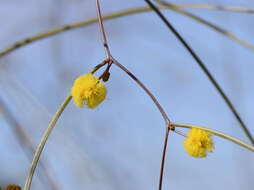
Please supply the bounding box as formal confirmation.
[144,0,254,146]
[172,122,254,152]
[24,95,72,190]
[1,5,254,58]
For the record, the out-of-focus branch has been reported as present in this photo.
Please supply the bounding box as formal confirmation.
[0,97,60,190]
[155,0,254,51]
[156,1,254,14]
[1,5,254,58]
[144,0,254,145]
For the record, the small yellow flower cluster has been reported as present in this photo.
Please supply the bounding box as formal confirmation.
[183,128,214,158]
[71,73,107,109]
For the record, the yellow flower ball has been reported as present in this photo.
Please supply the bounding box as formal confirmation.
[183,128,214,158]
[71,73,107,109]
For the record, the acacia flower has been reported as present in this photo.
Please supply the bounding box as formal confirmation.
[183,128,214,158]
[71,73,107,109]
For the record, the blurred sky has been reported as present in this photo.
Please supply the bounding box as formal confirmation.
[0,0,254,190]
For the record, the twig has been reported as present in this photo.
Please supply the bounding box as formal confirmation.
[1,5,254,58]
[111,58,172,190]
[156,1,254,14]
[90,58,111,74]
[112,58,170,126]
[172,122,254,152]
[158,127,170,190]
[95,3,172,190]
[24,95,72,190]
[144,0,254,146]
[96,0,111,59]
[95,0,170,126]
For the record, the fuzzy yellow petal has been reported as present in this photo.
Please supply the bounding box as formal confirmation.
[183,128,214,158]
[71,73,107,109]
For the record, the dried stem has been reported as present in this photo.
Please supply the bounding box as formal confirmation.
[1,5,254,58]
[172,122,254,152]
[144,0,254,146]
[24,95,72,190]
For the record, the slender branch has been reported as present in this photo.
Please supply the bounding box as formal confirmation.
[96,0,111,58]
[95,5,172,190]
[1,5,254,58]
[156,1,254,14]
[24,95,72,190]
[158,127,170,190]
[144,0,254,146]
[95,1,170,125]
[112,58,170,126]
[172,122,254,152]
[112,57,172,190]
[155,1,254,51]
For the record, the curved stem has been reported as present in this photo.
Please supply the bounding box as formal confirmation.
[24,95,72,190]
[111,58,170,126]
[158,128,170,190]
[172,122,254,152]
[1,5,254,58]
[144,0,254,146]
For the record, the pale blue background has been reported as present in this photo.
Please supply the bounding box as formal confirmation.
[0,0,254,189]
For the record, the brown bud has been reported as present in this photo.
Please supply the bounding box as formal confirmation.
[5,185,21,190]
[102,71,110,82]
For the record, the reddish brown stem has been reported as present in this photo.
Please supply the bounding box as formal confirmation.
[111,57,170,126]
[96,0,111,58]
[158,127,170,190]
